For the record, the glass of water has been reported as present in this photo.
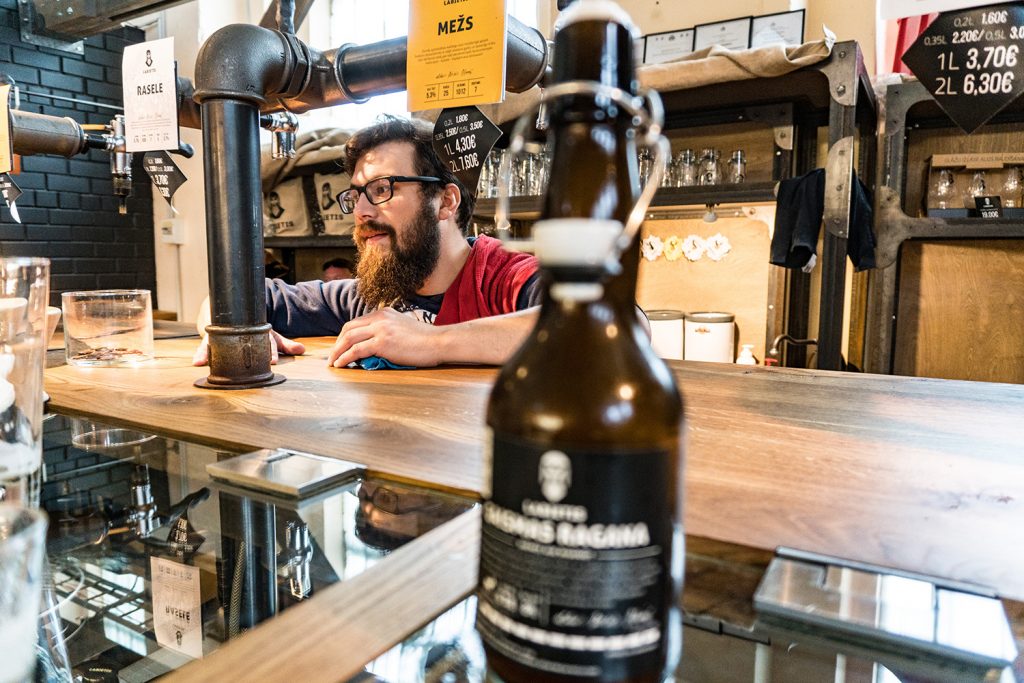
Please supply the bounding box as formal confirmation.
[61,290,154,366]
[0,258,49,506]
[0,504,47,683]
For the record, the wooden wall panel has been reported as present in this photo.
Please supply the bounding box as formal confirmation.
[894,239,1024,383]
[637,215,772,363]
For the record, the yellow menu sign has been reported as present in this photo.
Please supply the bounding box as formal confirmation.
[407,0,507,112]
[0,84,12,174]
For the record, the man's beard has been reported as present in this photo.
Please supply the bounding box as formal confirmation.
[354,199,442,309]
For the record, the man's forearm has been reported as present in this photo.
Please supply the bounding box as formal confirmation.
[434,308,540,365]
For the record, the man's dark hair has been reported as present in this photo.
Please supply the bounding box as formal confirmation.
[344,115,475,233]
[322,257,353,272]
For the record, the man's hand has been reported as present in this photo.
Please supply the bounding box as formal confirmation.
[192,330,306,367]
[328,308,442,368]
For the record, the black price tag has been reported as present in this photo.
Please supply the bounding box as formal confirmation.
[432,105,502,193]
[0,172,22,223]
[975,195,1003,217]
[902,4,1024,134]
[142,151,187,205]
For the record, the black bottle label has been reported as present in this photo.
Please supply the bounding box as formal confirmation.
[477,432,676,680]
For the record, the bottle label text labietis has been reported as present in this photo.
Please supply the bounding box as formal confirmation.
[477,434,676,679]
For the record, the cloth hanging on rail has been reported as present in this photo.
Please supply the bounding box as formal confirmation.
[770,168,876,272]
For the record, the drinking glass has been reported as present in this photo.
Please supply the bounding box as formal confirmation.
[963,170,987,209]
[61,290,154,366]
[0,258,49,506]
[0,504,48,683]
[930,168,956,210]
[1001,166,1022,208]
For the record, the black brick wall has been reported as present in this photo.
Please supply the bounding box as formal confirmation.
[42,415,171,525]
[0,0,156,307]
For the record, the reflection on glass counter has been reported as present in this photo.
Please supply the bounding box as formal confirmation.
[353,597,1019,683]
[39,413,474,681]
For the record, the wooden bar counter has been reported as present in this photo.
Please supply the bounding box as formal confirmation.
[44,336,1024,680]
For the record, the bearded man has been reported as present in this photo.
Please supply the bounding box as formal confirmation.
[196,116,541,368]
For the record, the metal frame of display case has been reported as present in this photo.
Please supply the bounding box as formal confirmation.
[864,79,1024,375]
[475,41,877,370]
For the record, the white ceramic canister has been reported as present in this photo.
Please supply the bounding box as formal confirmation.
[646,309,684,360]
[684,312,735,363]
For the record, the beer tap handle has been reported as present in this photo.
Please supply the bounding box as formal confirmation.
[171,141,195,159]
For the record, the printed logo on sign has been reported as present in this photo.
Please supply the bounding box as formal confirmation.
[267,191,285,219]
[145,49,153,67]
[320,182,335,210]
[539,450,571,503]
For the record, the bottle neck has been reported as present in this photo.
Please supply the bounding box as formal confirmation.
[539,13,642,313]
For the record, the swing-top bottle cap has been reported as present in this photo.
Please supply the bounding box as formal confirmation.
[532,218,622,282]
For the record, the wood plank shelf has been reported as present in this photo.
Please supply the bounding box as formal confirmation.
[264,235,354,249]
[473,181,778,220]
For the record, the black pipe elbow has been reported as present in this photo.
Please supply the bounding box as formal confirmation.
[193,24,303,105]
[506,18,548,92]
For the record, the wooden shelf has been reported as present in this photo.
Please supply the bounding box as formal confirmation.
[473,182,777,220]
[265,235,354,249]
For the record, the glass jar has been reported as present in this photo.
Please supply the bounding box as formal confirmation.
[698,148,721,186]
[674,148,697,187]
[727,149,747,184]
[637,147,653,188]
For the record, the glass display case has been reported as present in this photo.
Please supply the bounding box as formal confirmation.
[38,412,474,681]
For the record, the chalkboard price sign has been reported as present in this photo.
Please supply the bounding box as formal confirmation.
[902,3,1024,134]
[0,172,23,223]
[432,105,502,193]
[142,151,187,206]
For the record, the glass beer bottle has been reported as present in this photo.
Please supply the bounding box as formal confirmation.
[477,2,685,682]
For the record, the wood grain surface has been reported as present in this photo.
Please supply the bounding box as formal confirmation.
[895,239,1024,383]
[44,337,1024,603]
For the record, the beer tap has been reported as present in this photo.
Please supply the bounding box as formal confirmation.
[262,111,299,160]
[277,520,313,600]
[6,96,195,213]
[127,463,158,538]
[106,114,132,215]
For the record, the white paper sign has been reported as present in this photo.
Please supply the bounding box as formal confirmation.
[879,0,1001,21]
[750,10,805,48]
[122,37,179,153]
[694,17,752,52]
[644,29,696,64]
[151,556,203,659]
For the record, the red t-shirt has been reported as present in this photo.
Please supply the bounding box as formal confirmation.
[435,235,539,326]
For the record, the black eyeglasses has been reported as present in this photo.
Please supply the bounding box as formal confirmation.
[337,175,442,214]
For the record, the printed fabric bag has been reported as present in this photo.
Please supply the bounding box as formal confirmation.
[263,177,311,237]
[314,172,355,236]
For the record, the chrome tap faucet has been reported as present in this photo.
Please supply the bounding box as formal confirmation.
[264,111,300,160]
[768,334,818,358]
